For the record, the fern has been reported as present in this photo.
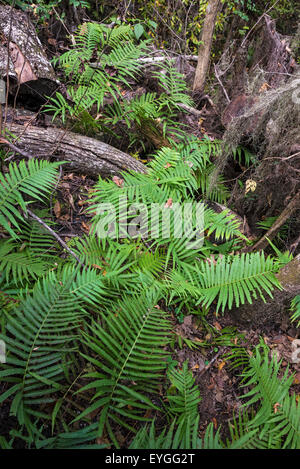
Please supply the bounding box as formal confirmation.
[75,290,172,447]
[167,252,281,313]
[0,159,62,238]
[48,22,149,120]
[35,424,107,449]
[240,343,300,448]
[152,60,194,109]
[166,361,201,448]
[0,266,105,435]
[290,295,300,326]
[129,417,202,449]
[0,239,46,285]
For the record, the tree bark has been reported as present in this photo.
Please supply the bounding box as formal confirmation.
[193,0,221,92]
[0,5,59,103]
[3,123,147,178]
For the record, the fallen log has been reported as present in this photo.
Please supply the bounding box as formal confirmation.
[3,123,147,178]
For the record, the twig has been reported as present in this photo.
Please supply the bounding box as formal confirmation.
[263,151,300,162]
[198,347,225,377]
[289,233,300,255]
[0,137,33,160]
[214,64,230,103]
[244,190,300,253]
[176,103,203,116]
[240,0,281,48]
[26,208,85,268]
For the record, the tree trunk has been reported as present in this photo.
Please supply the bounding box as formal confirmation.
[0,5,59,105]
[3,123,147,178]
[193,0,221,92]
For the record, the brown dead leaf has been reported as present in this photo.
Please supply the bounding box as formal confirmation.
[218,361,226,372]
[48,38,57,46]
[9,42,37,84]
[77,199,87,206]
[112,176,124,187]
[259,82,271,93]
[81,221,91,233]
[213,321,222,331]
[164,198,173,208]
[96,437,110,448]
[293,372,300,385]
[53,201,61,218]
[59,214,70,221]
[273,403,281,414]
[67,193,75,211]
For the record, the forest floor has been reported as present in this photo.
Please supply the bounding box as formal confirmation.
[1,9,300,448]
[1,166,299,447]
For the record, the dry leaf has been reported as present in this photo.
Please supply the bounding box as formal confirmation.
[112,176,124,187]
[48,38,57,46]
[213,321,222,331]
[68,193,75,211]
[273,402,281,414]
[259,82,271,93]
[164,198,173,208]
[53,201,61,218]
[218,361,226,372]
[9,42,37,84]
[81,221,91,233]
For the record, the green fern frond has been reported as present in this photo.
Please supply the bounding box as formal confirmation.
[290,295,300,326]
[0,269,87,433]
[35,423,107,449]
[152,60,194,108]
[0,242,46,285]
[197,165,230,203]
[75,291,172,446]
[166,361,201,447]
[0,159,62,238]
[129,417,202,449]
[268,393,300,449]
[167,252,281,313]
[241,344,294,429]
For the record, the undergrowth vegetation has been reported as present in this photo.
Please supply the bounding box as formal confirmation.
[0,21,299,450]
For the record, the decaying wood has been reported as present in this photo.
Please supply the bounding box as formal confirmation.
[0,5,59,102]
[3,123,147,177]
